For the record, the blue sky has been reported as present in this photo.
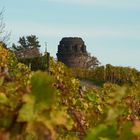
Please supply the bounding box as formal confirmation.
[1,0,140,69]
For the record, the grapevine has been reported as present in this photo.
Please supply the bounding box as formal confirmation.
[0,43,140,140]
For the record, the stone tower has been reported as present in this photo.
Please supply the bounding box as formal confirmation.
[57,37,99,68]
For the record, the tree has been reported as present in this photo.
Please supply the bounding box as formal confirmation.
[18,36,28,49]
[26,35,41,48]
[12,35,41,58]
[12,37,27,51]
[12,35,41,51]
[0,9,10,44]
[85,56,100,68]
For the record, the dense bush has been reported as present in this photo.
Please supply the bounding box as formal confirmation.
[18,56,48,71]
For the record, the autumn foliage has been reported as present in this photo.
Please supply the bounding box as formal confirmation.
[0,43,140,140]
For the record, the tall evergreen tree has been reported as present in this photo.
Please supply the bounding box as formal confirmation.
[12,35,41,58]
[27,35,41,48]
[18,36,28,49]
[12,35,41,51]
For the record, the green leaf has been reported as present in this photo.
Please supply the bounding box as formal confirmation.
[87,92,96,102]
[0,92,9,105]
[85,124,117,140]
[0,112,14,129]
[118,122,134,140]
[31,71,56,106]
[17,102,35,122]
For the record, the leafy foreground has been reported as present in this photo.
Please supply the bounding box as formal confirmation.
[0,43,140,140]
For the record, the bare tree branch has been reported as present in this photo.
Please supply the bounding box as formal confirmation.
[0,8,10,45]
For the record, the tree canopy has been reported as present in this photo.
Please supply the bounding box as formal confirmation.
[12,35,41,51]
[12,35,41,58]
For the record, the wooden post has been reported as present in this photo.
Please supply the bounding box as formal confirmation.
[44,43,50,74]
[46,52,50,74]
